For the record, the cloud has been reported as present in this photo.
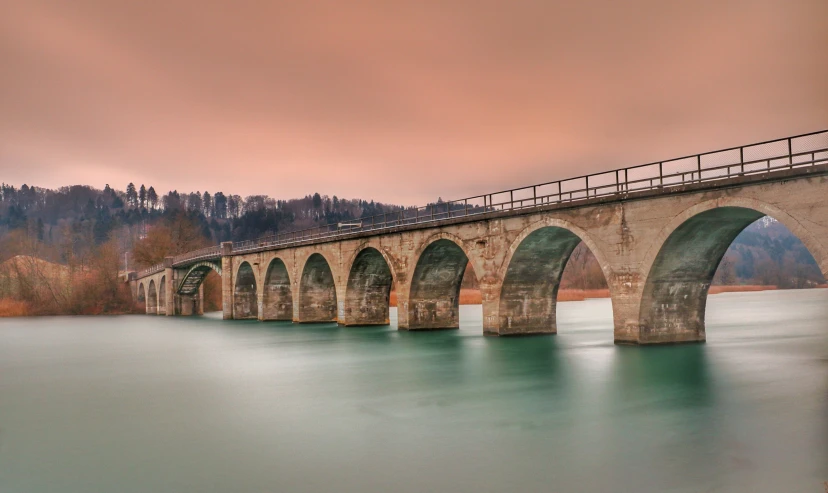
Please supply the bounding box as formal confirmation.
[1,0,826,204]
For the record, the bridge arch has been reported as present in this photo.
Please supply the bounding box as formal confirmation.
[297,252,338,323]
[342,246,395,326]
[233,261,258,319]
[262,257,293,320]
[636,197,827,344]
[406,235,479,330]
[147,279,158,314]
[495,218,612,335]
[158,276,167,315]
[177,261,222,295]
[137,282,146,310]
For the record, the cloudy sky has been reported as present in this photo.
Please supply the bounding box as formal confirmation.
[1,0,826,205]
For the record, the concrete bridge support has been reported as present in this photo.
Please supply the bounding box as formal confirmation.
[221,242,234,320]
[174,284,204,316]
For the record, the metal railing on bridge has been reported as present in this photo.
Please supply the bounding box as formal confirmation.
[135,247,222,278]
[229,130,828,255]
[172,245,222,266]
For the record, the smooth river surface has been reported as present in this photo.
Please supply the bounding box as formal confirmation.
[1,290,827,493]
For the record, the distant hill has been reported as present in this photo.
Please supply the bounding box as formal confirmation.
[715,217,824,288]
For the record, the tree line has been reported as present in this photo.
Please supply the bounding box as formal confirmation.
[0,182,407,315]
[0,182,406,265]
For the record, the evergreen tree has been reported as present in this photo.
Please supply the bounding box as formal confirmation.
[147,186,158,210]
[139,184,147,209]
[213,192,227,219]
[202,191,212,217]
[126,183,137,207]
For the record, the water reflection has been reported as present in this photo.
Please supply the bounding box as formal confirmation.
[612,343,714,409]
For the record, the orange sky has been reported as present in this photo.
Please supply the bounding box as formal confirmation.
[1,0,826,205]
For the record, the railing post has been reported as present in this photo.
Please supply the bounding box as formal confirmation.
[788,137,793,167]
[533,186,537,205]
[697,155,702,181]
[659,162,663,186]
[509,190,514,209]
[465,199,468,216]
[740,147,744,175]
[557,182,562,201]
[585,176,589,198]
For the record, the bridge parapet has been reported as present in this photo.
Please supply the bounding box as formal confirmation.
[138,263,164,278]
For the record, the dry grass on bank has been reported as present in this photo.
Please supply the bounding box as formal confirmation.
[0,298,30,317]
[708,285,777,294]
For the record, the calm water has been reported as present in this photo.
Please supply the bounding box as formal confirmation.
[1,290,827,493]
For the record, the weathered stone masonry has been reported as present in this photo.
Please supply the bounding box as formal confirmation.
[132,167,828,344]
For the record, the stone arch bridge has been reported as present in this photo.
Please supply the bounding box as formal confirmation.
[130,131,828,344]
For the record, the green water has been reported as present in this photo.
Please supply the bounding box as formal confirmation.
[1,290,827,492]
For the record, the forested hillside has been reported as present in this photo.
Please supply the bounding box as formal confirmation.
[0,182,407,315]
[0,182,405,269]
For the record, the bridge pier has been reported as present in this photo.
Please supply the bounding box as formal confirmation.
[174,285,204,316]
[164,261,174,316]
[221,242,233,320]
